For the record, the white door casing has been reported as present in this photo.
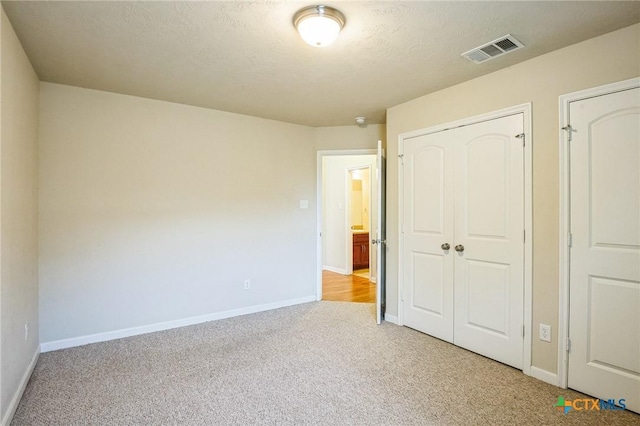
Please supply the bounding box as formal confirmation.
[316,150,377,301]
[399,105,531,372]
[561,83,640,413]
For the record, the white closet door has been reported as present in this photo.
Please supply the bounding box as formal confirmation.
[568,87,640,413]
[402,132,455,342]
[453,114,525,369]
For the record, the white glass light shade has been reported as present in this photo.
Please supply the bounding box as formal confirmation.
[294,5,345,48]
[297,16,340,47]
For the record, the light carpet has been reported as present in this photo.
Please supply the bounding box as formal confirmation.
[12,301,639,425]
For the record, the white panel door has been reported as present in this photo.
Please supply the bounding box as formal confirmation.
[402,132,455,342]
[375,140,386,325]
[452,114,525,369]
[568,87,640,413]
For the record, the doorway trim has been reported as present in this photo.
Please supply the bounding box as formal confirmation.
[397,103,533,376]
[557,77,640,388]
[316,149,376,301]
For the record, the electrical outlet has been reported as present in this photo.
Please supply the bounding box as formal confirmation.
[539,324,551,342]
[244,279,251,290]
[24,322,29,341]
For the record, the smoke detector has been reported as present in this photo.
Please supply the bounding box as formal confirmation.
[355,117,366,126]
[461,34,524,64]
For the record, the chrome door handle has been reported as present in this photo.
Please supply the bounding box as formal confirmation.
[441,243,450,251]
[455,244,464,252]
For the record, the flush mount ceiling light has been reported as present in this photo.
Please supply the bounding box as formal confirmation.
[293,5,345,47]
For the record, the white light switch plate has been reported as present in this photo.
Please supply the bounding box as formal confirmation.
[299,200,309,209]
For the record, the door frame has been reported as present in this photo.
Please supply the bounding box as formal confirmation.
[557,77,640,388]
[397,103,533,376]
[316,149,376,301]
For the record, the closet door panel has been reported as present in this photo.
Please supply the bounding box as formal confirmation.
[453,114,525,369]
[402,132,455,342]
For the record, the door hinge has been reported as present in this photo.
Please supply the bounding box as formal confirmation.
[521,325,525,339]
[523,230,526,243]
[567,232,572,247]
[398,154,404,165]
[515,133,525,147]
[562,124,575,142]
[567,337,571,353]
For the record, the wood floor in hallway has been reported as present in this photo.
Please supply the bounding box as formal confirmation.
[322,270,375,303]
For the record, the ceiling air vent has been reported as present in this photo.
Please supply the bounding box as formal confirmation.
[461,34,524,64]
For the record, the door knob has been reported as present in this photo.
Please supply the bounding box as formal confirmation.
[455,244,464,252]
[441,243,450,250]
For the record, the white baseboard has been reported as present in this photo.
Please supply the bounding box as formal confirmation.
[384,313,398,325]
[323,265,348,275]
[530,366,560,387]
[1,347,39,426]
[41,295,317,353]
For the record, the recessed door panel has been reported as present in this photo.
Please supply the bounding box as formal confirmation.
[465,136,509,240]
[587,276,640,375]
[465,259,509,336]
[412,147,445,235]
[411,252,445,316]
[590,112,640,249]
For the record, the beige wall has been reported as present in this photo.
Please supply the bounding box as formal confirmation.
[0,8,40,423]
[385,24,640,373]
[39,83,316,344]
[37,86,385,346]
[314,124,385,152]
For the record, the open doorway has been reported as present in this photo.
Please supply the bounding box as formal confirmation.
[349,166,371,274]
[318,152,377,304]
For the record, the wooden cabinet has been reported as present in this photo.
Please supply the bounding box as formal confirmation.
[352,232,369,270]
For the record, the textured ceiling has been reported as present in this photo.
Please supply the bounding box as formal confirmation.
[3,1,640,127]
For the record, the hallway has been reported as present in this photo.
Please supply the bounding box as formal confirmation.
[322,270,375,303]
